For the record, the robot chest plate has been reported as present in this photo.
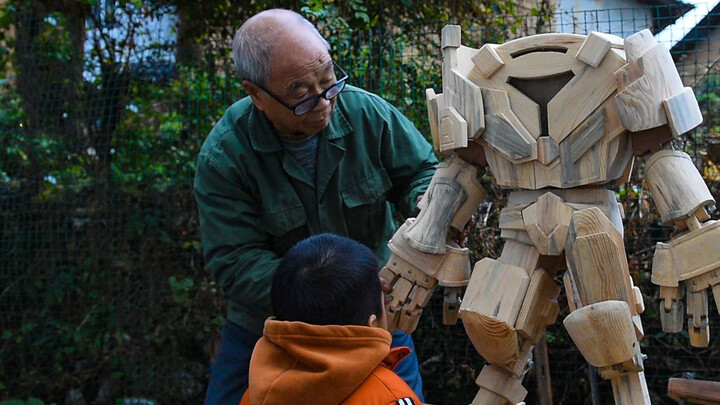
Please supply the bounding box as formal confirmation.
[449,34,634,189]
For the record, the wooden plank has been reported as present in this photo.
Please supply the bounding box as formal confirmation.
[534,159,562,189]
[501,51,575,79]
[497,32,585,56]
[534,336,554,405]
[576,31,624,68]
[537,136,559,165]
[548,48,626,142]
[610,372,651,405]
[522,192,575,256]
[645,150,715,223]
[616,44,685,132]
[460,258,530,369]
[481,87,537,162]
[564,301,637,367]
[498,239,541,274]
[482,145,537,189]
[663,86,703,137]
[499,207,526,230]
[516,268,561,344]
[473,43,504,78]
[475,365,528,405]
[438,106,468,152]
[441,24,461,49]
[623,29,655,63]
[445,69,485,139]
[569,107,606,163]
[425,88,443,154]
[687,289,710,347]
[483,113,534,160]
[668,377,720,405]
[566,208,633,307]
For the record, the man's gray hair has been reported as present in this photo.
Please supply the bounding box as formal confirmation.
[232,10,331,85]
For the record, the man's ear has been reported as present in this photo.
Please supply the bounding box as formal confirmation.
[366,314,378,328]
[242,80,267,111]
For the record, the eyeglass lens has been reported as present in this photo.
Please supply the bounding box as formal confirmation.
[295,80,346,115]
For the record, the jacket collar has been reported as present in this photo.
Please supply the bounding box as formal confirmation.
[245,95,353,153]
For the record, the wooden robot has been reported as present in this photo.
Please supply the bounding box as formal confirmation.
[380,26,719,404]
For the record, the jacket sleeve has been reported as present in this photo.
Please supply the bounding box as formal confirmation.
[193,152,279,321]
[380,102,438,218]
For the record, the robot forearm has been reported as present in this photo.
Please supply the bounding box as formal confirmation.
[381,156,486,333]
[646,148,720,347]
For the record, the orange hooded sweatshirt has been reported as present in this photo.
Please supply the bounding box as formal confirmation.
[239,318,421,405]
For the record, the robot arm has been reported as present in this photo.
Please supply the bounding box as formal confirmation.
[646,149,720,347]
[381,25,489,334]
[382,156,486,333]
[612,29,720,347]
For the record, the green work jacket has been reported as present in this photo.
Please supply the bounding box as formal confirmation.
[194,85,437,335]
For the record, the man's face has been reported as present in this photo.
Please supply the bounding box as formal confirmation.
[249,38,339,138]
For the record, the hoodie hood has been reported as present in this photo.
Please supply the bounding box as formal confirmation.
[247,318,393,405]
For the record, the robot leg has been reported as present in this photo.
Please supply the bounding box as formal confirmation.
[564,207,650,405]
[461,241,561,405]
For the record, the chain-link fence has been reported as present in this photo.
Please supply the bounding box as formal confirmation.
[2,4,720,404]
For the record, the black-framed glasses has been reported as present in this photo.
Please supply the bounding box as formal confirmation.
[257,62,349,116]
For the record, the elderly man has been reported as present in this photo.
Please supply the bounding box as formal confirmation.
[194,8,437,405]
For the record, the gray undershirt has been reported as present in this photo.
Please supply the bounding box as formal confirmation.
[280,134,319,183]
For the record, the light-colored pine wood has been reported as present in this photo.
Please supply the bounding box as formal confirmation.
[441,24,461,49]
[563,301,637,367]
[652,220,720,287]
[444,69,486,140]
[687,289,710,347]
[410,157,485,250]
[658,285,684,333]
[474,365,528,405]
[663,86,703,137]
[563,270,581,312]
[565,208,634,308]
[482,147,537,189]
[460,258,530,370]
[576,31,625,68]
[499,207,527,230]
[522,192,575,256]
[480,87,537,163]
[569,107,606,163]
[547,48,626,142]
[516,268,561,344]
[611,371,651,405]
[425,88,443,155]
[645,151,715,224]
[623,29,655,63]
[668,377,720,405]
[484,114,534,160]
[615,43,685,132]
[534,159,562,189]
[438,106,468,152]
[473,43,504,79]
[537,136,560,165]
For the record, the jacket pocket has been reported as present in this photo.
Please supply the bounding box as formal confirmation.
[340,171,393,249]
[259,205,308,255]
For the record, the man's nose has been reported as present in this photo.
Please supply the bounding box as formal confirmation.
[314,95,331,111]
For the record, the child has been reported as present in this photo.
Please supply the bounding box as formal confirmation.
[239,233,421,405]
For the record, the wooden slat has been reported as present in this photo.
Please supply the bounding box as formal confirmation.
[667,378,720,405]
[473,43,504,78]
[576,31,625,68]
[548,48,626,142]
